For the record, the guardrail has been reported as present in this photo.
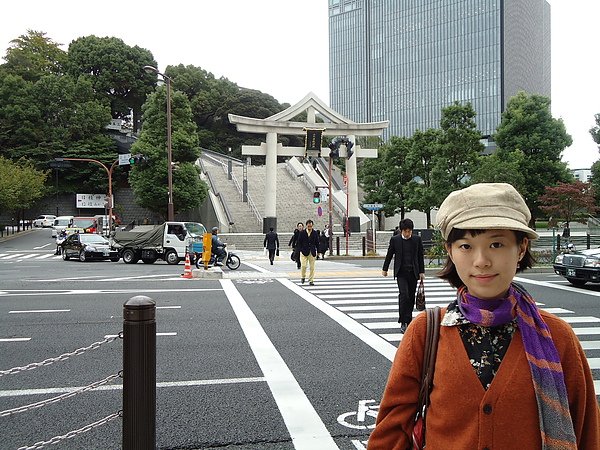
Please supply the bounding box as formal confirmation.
[1,297,157,449]
[0,223,33,237]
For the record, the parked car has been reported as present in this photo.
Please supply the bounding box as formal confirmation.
[51,215,74,237]
[33,215,56,228]
[61,233,120,262]
[552,248,600,286]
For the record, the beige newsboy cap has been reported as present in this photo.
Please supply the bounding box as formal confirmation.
[436,183,539,240]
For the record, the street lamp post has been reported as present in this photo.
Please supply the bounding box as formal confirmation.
[143,65,174,221]
[55,157,118,232]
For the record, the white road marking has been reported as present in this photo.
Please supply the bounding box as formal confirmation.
[0,377,267,397]
[8,309,70,314]
[33,243,52,249]
[0,288,223,297]
[515,276,600,297]
[580,341,600,350]
[18,254,38,260]
[588,358,600,369]
[156,306,181,309]
[36,254,55,259]
[280,278,397,362]
[0,338,31,342]
[222,279,339,449]
[560,316,600,323]
[0,254,24,260]
[573,328,600,336]
[540,307,574,314]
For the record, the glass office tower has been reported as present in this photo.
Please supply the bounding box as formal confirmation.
[328,0,551,139]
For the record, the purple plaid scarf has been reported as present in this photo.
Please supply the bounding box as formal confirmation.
[457,283,577,449]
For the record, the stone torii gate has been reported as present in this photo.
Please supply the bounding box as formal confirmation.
[228,92,389,232]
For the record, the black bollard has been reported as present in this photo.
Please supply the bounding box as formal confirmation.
[336,236,340,256]
[123,296,156,450]
[362,236,366,256]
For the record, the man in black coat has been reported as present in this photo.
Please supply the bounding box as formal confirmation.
[263,227,279,265]
[382,218,425,333]
[297,219,319,285]
[288,222,304,269]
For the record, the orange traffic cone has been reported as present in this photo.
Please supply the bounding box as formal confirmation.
[181,252,193,279]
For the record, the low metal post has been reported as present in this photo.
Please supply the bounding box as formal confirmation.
[336,236,340,256]
[587,233,591,249]
[362,236,366,256]
[556,235,561,253]
[123,296,156,450]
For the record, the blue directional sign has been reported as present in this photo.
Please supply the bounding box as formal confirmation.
[362,203,383,211]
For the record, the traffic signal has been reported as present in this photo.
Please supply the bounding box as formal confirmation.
[346,140,354,159]
[328,141,340,159]
[313,191,321,204]
[129,154,147,165]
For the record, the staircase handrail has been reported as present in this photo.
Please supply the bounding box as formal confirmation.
[247,194,262,224]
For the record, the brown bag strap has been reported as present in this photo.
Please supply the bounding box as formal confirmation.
[417,307,441,415]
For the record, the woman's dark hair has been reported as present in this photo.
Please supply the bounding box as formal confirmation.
[437,228,535,289]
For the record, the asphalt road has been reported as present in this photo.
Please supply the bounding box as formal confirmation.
[0,228,598,449]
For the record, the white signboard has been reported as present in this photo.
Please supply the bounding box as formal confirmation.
[119,153,132,166]
[76,193,109,209]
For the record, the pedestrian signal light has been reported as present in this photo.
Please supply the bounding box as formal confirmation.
[313,191,321,204]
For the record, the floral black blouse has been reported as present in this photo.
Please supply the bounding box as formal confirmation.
[441,300,517,390]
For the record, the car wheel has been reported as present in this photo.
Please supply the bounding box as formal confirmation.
[62,251,69,261]
[566,277,587,287]
[79,250,87,262]
[165,250,179,265]
[122,249,138,264]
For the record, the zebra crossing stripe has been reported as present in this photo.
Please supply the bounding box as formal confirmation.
[0,254,24,259]
[37,254,56,259]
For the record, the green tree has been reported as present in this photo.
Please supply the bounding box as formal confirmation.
[405,128,442,228]
[383,136,416,218]
[357,153,388,230]
[66,35,156,131]
[128,85,208,218]
[166,64,290,157]
[590,113,600,145]
[2,30,67,82]
[538,181,597,226]
[589,114,600,205]
[433,102,484,199]
[0,157,48,222]
[494,92,573,224]
[470,149,526,190]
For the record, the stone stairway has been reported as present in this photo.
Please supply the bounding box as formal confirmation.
[201,153,344,233]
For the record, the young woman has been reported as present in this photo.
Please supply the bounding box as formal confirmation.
[368,183,599,449]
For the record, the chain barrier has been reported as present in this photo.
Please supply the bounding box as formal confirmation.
[17,410,122,450]
[0,371,122,417]
[0,332,122,377]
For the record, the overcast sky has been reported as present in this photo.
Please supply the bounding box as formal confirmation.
[2,0,598,169]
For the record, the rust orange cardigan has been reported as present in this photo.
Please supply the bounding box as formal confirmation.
[367,309,600,450]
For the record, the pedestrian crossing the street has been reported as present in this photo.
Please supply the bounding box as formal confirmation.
[296,276,600,398]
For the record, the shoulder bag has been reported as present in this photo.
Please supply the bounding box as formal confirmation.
[415,280,426,311]
[411,306,441,450]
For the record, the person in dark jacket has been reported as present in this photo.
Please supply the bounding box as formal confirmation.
[263,227,279,265]
[382,218,425,332]
[288,222,303,269]
[317,227,329,260]
[297,219,319,285]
